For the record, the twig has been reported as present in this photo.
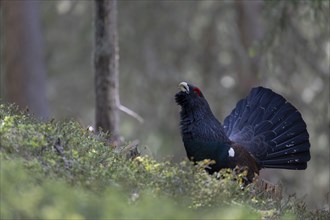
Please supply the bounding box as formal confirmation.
[53,138,72,169]
[122,139,140,159]
[118,105,144,124]
[54,138,65,156]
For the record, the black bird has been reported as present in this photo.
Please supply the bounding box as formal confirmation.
[175,82,311,181]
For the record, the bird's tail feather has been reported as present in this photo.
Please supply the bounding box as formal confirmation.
[223,87,311,170]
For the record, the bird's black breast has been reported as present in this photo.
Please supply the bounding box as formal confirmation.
[183,138,231,171]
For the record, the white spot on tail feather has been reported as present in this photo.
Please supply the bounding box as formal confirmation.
[228,148,235,157]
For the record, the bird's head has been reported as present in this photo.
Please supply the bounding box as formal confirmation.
[175,82,227,142]
[175,82,209,111]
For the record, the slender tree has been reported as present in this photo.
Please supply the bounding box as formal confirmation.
[2,0,49,119]
[235,0,264,94]
[235,1,274,180]
[94,0,120,143]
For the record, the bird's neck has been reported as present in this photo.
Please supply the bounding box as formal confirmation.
[179,106,230,143]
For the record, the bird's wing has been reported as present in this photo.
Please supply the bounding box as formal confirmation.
[223,87,310,169]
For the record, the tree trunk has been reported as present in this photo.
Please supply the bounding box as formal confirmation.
[2,0,49,119]
[94,0,120,144]
[235,0,263,95]
[236,1,275,180]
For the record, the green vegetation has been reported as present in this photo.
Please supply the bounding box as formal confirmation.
[0,104,328,219]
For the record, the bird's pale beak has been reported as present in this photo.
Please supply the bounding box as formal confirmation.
[179,82,189,93]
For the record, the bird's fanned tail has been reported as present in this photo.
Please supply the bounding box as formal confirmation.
[223,87,310,170]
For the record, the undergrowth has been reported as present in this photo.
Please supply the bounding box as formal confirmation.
[0,104,328,219]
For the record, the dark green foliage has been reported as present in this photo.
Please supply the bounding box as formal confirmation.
[0,104,328,219]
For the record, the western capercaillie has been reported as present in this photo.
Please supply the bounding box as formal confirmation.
[175,82,311,182]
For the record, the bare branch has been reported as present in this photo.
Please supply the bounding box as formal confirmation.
[118,105,144,124]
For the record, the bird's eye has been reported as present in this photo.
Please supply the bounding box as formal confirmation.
[193,88,202,97]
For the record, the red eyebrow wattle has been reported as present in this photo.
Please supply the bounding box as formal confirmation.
[193,88,201,96]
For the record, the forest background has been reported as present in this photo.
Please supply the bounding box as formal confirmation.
[0,0,329,209]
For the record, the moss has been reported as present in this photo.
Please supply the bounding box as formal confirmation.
[0,104,328,219]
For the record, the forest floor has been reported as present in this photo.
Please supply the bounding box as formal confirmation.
[0,104,329,219]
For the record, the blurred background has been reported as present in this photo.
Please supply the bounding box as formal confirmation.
[0,0,329,209]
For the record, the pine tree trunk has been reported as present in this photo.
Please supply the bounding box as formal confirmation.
[235,0,263,95]
[2,0,49,119]
[94,0,120,143]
